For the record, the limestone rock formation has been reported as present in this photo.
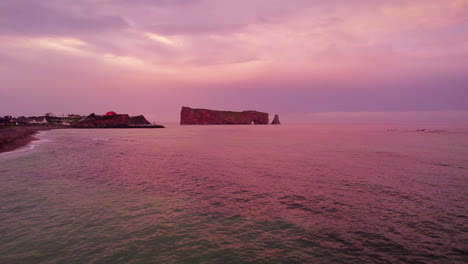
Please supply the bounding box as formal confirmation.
[180,106,269,125]
[271,115,280,124]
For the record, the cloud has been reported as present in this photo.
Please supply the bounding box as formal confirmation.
[1,0,467,120]
[2,0,466,73]
[108,0,200,7]
[144,32,181,46]
[0,0,128,36]
[145,23,245,36]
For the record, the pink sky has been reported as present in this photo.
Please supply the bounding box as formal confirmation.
[1,0,467,122]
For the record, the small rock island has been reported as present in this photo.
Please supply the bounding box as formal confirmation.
[271,114,280,124]
[180,106,276,125]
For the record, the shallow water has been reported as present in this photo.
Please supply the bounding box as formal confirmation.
[1,124,467,263]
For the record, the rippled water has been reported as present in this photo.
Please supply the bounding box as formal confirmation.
[1,124,467,263]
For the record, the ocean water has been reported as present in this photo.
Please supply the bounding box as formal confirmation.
[0,124,467,264]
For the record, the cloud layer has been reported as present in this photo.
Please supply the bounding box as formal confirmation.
[1,0,467,122]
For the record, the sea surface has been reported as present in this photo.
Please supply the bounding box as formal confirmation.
[1,124,467,264]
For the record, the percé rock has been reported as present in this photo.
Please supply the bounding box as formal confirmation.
[180,106,269,125]
[271,114,280,124]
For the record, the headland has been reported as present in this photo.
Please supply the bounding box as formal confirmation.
[71,113,164,128]
[0,111,164,153]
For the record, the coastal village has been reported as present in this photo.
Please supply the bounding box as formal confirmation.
[0,111,163,152]
[0,113,82,127]
[0,111,159,128]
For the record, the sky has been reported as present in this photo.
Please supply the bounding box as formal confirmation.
[0,0,467,123]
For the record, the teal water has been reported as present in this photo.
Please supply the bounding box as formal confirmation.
[1,124,467,263]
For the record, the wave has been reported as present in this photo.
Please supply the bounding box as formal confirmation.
[0,131,52,156]
[91,138,111,141]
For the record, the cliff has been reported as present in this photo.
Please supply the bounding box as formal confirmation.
[71,114,163,128]
[180,106,269,125]
[129,115,151,125]
[71,114,131,128]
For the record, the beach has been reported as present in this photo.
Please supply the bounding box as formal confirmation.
[0,126,60,153]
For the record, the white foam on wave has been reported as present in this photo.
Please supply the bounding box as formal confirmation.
[91,138,111,141]
[0,130,52,156]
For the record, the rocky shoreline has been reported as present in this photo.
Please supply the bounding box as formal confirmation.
[0,123,165,154]
[0,127,60,154]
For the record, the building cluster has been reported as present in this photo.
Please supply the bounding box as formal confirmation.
[0,113,82,126]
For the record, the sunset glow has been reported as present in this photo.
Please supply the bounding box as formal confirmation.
[0,0,466,122]
[1,2,468,263]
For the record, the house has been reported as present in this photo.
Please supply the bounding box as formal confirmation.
[27,116,49,125]
[45,116,63,126]
[1,116,12,126]
[14,116,27,125]
[61,120,71,126]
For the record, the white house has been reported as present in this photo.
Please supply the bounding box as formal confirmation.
[27,117,49,124]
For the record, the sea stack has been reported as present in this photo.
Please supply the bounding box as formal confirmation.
[271,115,280,124]
[180,106,269,125]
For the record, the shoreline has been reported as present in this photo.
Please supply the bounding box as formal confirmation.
[0,126,61,154]
[0,125,165,154]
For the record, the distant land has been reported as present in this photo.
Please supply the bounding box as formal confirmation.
[0,111,164,152]
[1,111,164,128]
[71,112,164,128]
[180,106,280,125]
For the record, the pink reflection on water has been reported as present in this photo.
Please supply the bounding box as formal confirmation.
[2,124,466,262]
